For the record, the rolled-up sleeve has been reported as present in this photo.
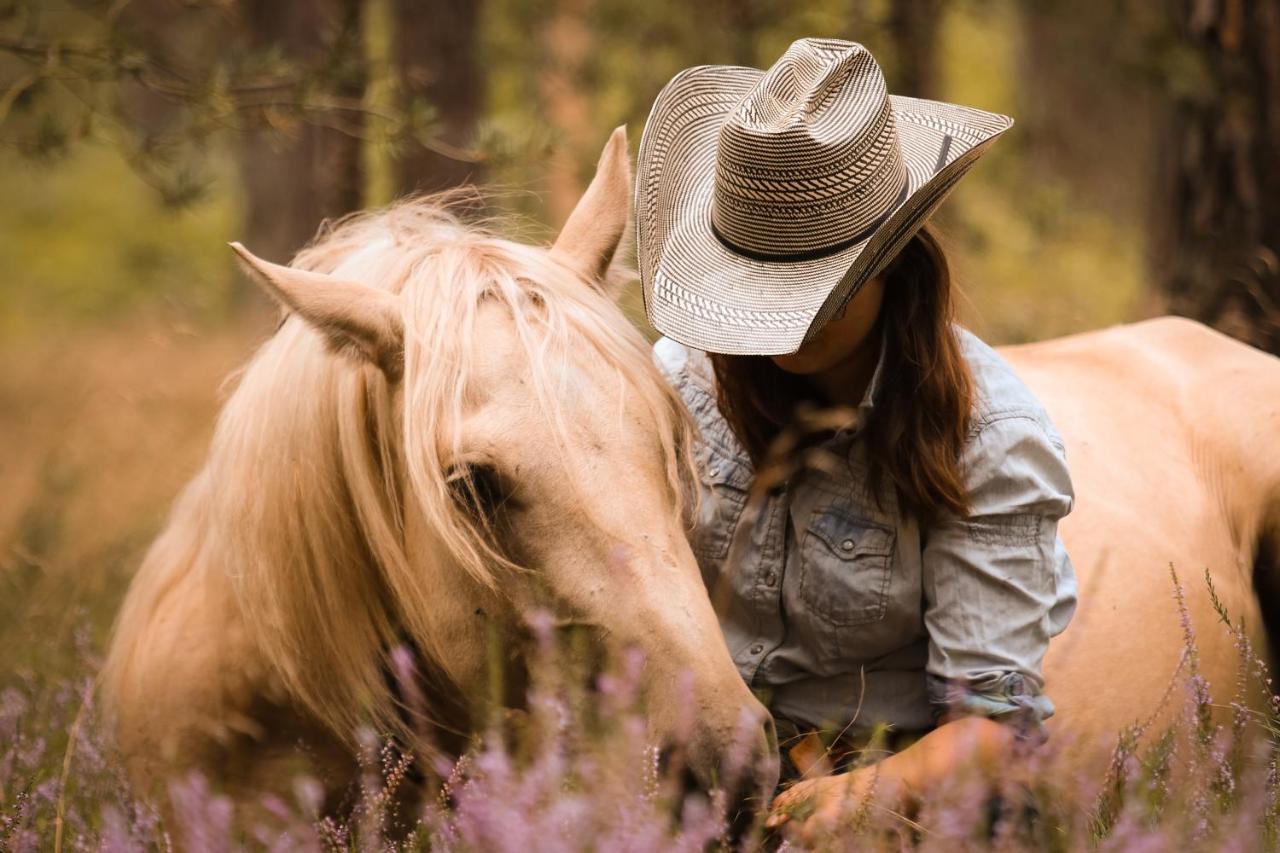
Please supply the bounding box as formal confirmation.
[922,413,1077,730]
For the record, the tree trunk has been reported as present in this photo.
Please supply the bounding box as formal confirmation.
[719,0,764,67]
[885,0,943,97]
[538,0,595,225]
[236,0,366,282]
[392,0,484,194]
[1153,0,1280,353]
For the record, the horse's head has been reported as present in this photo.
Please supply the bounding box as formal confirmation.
[231,130,777,800]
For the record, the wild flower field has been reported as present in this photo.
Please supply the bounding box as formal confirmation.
[1,565,1278,852]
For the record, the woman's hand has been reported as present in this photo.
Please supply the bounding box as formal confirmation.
[765,717,1015,843]
[765,764,903,844]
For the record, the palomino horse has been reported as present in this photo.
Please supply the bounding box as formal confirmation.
[102,130,777,812]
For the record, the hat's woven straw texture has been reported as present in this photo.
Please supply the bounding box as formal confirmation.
[637,38,1013,356]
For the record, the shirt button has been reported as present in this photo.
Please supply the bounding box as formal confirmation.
[708,464,720,477]
[763,570,777,586]
[749,643,764,655]
[840,539,856,552]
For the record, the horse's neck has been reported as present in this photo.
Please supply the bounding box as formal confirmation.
[170,326,410,738]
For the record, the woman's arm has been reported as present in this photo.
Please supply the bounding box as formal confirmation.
[769,414,1074,842]
[766,715,1015,841]
[869,714,1016,792]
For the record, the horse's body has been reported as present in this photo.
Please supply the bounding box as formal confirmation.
[102,131,777,814]
[1002,317,1280,756]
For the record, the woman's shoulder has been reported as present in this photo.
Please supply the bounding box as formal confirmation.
[955,326,1065,451]
[653,336,715,391]
[652,337,738,446]
[953,327,1073,514]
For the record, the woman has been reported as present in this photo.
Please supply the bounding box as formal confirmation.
[636,39,1076,839]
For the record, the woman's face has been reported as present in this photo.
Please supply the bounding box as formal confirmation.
[771,275,885,375]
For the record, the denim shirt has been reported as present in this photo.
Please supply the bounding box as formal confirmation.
[654,328,1077,738]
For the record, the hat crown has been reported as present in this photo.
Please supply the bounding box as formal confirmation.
[712,38,908,259]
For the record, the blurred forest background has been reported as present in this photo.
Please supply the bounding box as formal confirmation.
[2,0,1278,680]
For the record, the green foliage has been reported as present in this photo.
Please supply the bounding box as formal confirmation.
[1,0,1156,339]
[0,144,238,332]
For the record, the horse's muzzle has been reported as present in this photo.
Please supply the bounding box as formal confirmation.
[661,714,781,841]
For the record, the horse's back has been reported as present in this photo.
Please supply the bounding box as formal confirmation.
[996,318,1280,754]
[1000,316,1280,530]
[1001,315,1280,416]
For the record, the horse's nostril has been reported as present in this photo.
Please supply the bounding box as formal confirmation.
[762,715,778,754]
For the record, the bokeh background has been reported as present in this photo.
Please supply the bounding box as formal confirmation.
[2,0,1277,684]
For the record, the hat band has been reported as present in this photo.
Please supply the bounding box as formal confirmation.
[710,180,910,263]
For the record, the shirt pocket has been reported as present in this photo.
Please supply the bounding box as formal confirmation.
[799,505,896,628]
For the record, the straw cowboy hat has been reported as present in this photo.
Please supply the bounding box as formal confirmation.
[636,37,1014,356]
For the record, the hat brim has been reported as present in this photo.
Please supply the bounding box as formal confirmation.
[636,64,1014,356]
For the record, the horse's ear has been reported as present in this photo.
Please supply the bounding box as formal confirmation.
[230,242,404,377]
[551,125,631,286]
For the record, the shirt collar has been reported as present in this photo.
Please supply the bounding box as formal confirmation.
[859,331,889,414]
[830,332,887,441]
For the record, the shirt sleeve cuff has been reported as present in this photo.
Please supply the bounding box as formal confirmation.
[927,672,1055,736]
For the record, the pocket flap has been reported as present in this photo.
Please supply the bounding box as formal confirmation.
[807,507,894,559]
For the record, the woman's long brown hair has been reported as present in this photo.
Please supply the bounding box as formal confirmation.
[709,223,974,525]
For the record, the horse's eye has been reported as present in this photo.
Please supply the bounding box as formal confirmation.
[447,463,514,519]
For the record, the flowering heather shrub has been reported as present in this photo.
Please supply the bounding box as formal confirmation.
[2,567,1279,851]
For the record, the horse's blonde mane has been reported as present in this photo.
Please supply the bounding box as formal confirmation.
[115,196,695,744]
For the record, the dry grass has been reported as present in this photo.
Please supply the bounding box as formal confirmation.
[0,316,271,679]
